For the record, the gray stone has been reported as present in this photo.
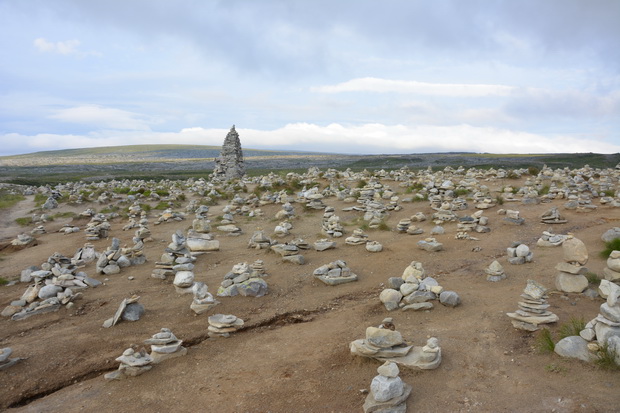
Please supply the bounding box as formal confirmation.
[102,264,121,275]
[554,336,595,362]
[173,271,195,288]
[402,302,433,311]
[376,361,399,378]
[439,291,461,307]
[387,277,404,290]
[212,125,245,180]
[38,285,62,299]
[601,227,620,243]
[121,303,145,321]
[380,289,403,311]
[562,237,588,264]
[365,327,403,348]
[363,383,411,413]
[237,278,268,297]
[370,375,404,402]
[282,254,305,265]
[555,272,588,293]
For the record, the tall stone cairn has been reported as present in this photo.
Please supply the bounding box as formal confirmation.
[213,125,245,181]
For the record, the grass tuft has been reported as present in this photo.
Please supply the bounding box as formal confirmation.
[558,317,585,340]
[595,343,619,370]
[600,238,620,259]
[537,328,555,353]
[15,217,33,226]
[586,272,601,286]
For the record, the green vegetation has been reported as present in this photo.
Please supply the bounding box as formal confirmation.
[537,328,555,353]
[544,363,566,374]
[0,277,8,286]
[100,206,119,214]
[586,272,601,286]
[595,343,620,370]
[53,211,76,219]
[34,193,47,206]
[558,317,586,340]
[602,189,615,197]
[600,238,620,259]
[539,185,550,195]
[495,195,504,205]
[454,188,469,197]
[356,179,368,189]
[15,217,33,226]
[528,166,540,176]
[0,191,25,209]
[153,201,171,210]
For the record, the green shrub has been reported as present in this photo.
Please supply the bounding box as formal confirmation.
[602,189,615,197]
[356,179,368,189]
[528,166,540,176]
[537,328,555,353]
[15,217,33,226]
[586,272,601,286]
[114,187,131,194]
[558,317,585,340]
[34,193,47,206]
[600,238,620,259]
[153,202,170,210]
[539,185,550,195]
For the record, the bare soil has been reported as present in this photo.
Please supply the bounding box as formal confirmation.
[0,177,619,413]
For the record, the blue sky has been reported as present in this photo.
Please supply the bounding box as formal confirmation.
[0,0,618,156]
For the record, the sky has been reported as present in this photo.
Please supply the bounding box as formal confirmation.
[0,0,619,156]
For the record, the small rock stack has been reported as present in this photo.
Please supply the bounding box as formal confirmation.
[190,282,219,314]
[313,238,336,251]
[555,235,589,293]
[103,295,145,328]
[152,230,196,280]
[363,361,412,413]
[248,230,273,249]
[217,262,269,297]
[416,238,443,252]
[144,328,187,364]
[313,260,358,285]
[350,318,442,370]
[485,260,506,282]
[502,209,525,225]
[506,243,533,265]
[321,207,344,237]
[603,250,620,283]
[104,348,153,381]
[506,280,558,331]
[84,214,110,240]
[208,314,244,338]
[536,231,569,248]
[540,207,567,224]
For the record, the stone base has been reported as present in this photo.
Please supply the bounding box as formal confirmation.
[150,346,187,364]
[174,285,195,294]
[316,274,358,286]
[555,273,588,293]
[487,274,506,282]
[190,301,219,314]
[363,383,412,413]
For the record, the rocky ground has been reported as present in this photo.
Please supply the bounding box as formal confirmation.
[0,169,619,413]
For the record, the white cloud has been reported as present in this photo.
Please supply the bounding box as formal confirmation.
[3,123,618,157]
[312,77,516,97]
[48,105,152,130]
[33,37,101,57]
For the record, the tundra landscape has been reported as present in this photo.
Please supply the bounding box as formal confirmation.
[0,147,619,413]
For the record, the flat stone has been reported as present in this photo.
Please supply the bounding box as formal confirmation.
[363,383,411,413]
[554,336,595,362]
[365,327,403,348]
[402,302,433,311]
[555,272,588,293]
[555,262,588,275]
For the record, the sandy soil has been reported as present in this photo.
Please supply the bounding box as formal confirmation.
[0,176,619,413]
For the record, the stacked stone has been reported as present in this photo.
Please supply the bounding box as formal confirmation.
[208,314,244,338]
[144,328,187,363]
[431,202,458,224]
[0,348,23,370]
[313,260,358,285]
[536,231,569,248]
[103,295,145,327]
[502,209,525,225]
[540,207,567,224]
[217,262,268,297]
[506,242,533,265]
[321,207,344,237]
[457,210,490,233]
[134,212,152,241]
[506,280,558,331]
[485,260,506,282]
[350,318,442,370]
[72,243,97,264]
[190,282,219,314]
[212,125,245,181]
[555,236,589,293]
[10,233,37,248]
[345,228,368,245]
[274,202,295,219]
[363,361,412,413]
[152,230,194,280]
[273,221,292,237]
[270,243,304,264]
[365,241,383,253]
[186,230,219,253]
[104,348,153,381]
[58,224,79,235]
[416,238,443,252]
[84,214,110,240]
[248,230,273,249]
[95,238,124,275]
[362,200,390,229]
[603,251,620,283]
[380,262,460,312]
[154,208,185,225]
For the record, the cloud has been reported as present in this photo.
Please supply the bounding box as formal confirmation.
[2,123,618,157]
[33,37,101,57]
[312,77,516,97]
[48,105,152,130]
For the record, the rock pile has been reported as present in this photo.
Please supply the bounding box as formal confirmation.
[362,361,412,413]
[350,318,442,370]
[416,238,443,252]
[84,214,110,240]
[540,207,567,224]
[604,250,620,282]
[144,328,187,363]
[271,242,305,264]
[555,235,589,293]
[154,208,185,225]
[208,314,244,338]
[313,260,358,285]
[506,280,558,331]
[485,260,506,282]
[190,282,219,314]
[536,231,569,247]
[212,125,245,181]
[321,207,344,237]
[10,233,37,249]
[103,295,145,328]
[506,242,533,265]
[501,209,525,225]
[104,347,153,381]
[248,230,273,249]
[217,261,269,297]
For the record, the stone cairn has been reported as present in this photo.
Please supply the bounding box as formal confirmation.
[363,361,412,413]
[104,347,153,381]
[248,230,273,249]
[217,261,268,297]
[154,208,185,225]
[103,295,145,328]
[85,214,110,240]
[506,280,558,331]
[536,231,569,248]
[3,251,100,320]
[96,237,145,276]
[321,206,344,237]
[500,209,525,225]
[506,242,533,265]
[313,260,358,286]
[10,233,37,249]
[350,318,442,370]
[380,261,460,312]
[208,314,244,338]
[555,280,620,363]
[314,238,336,252]
[540,207,567,224]
[152,230,195,281]
[144,328,187,364]
[0,348,24,370]
[416,237,443,252]
[212,125,245,181]
[603,250,620,283]
[485,260,507,282]
[191,282,220,314]
[395,212,425,235]
[555,235,589,293]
